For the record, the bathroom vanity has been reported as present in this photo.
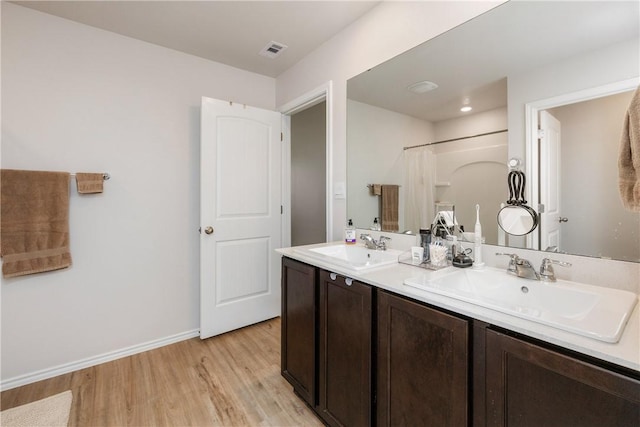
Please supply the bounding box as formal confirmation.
[278,245,640,427]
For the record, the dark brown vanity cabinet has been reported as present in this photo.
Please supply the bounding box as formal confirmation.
[318,269,373,427]
[280,257,373,426]
[483,328,640,427]
[377,290,469,427]
[281,256,640,427]
[281,257,317,406]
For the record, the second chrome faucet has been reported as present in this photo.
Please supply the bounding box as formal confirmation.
[496,253,571,282]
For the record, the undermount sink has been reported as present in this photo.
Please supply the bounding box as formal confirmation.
[404,267,638,343]
[295,243,402,272]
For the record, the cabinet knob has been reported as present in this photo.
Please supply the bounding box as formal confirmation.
[345,278,353,286]
[204,226,214,235]
[330,272,337,280]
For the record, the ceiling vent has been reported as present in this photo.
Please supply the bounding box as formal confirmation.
[259,41,288,59]
[407,80,439,94]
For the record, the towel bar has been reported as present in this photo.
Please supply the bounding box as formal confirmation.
[367,184,401,188]
[70,172,110,181]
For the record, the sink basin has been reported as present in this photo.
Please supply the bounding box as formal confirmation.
[295,244,402,272]
[404,267,638,343]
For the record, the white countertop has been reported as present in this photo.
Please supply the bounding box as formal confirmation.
[277,243,640,373]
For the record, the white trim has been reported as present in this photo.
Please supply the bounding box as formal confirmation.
[281,114,292,248]
[279,81,334,243]
[524,77,638,250]
[0,329,199,391]
[527,78,638,111]
[524,102,539,250]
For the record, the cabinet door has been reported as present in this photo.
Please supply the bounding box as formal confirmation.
[318,270,372,427]
[485,329,640,427]
[377,291,469,427]
[281,257,317,406]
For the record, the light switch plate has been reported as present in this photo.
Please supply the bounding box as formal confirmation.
[334,182,346,199]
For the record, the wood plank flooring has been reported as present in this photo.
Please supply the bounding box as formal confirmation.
[1,318,323,426]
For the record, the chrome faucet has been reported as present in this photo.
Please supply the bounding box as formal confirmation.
[360,234,391,251]
[539,258,572,282]
[496,253,539,280]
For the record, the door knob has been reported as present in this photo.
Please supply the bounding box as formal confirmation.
[558,217,569,223]
[204,226,214,235]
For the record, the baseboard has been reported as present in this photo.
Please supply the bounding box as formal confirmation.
[1,329,200,391]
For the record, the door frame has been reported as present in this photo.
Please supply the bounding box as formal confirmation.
[524,77,638,250]
[279,81,333,247]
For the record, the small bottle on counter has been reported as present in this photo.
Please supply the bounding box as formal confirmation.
[371,217,381,231]
[446,235,458,261]
[345,219,356,245]
[419,228,431,261]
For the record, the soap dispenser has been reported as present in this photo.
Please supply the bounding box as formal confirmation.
[345,219,356,245]
[371,217,381,231]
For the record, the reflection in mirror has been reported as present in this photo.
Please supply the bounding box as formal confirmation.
[404,125,508,244]
[347,0,639,262]
[529,88,640,262]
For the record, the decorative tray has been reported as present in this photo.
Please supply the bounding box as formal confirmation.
[398,251,451,271]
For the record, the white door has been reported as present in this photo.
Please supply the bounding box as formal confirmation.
[539,110,562,251]
[200,97,282,339]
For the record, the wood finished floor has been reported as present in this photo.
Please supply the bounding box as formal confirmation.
[1,318,322,426]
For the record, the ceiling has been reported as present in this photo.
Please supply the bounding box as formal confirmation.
[348,1,640,123]
[12,0,380,78]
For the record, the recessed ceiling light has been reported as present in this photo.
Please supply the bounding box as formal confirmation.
[407,81,439,94]
[460,97,472,112]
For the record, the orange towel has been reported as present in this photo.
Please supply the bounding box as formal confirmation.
[1,169,72,277]
[618,86,640,212]
[75,172,104,194]
[381,185,399,232]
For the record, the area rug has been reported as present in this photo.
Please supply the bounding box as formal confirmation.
[1,390,72,427]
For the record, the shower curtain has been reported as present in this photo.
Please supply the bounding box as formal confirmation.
[404,146,436,232]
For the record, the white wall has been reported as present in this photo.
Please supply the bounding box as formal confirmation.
[347,99,434,232]
[431,108,508,244]
[433,106,507,142]
[347,102,508,241]
[508,38,639,162]
[291,101,326,246]
[548,91,640,261]
[276,1,505,240]
[1,3,275,386]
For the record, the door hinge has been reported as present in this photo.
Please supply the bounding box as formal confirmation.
[537,129,545,139]
[538,203,545,213]
[280,205,283,214]
[280,132,283,142]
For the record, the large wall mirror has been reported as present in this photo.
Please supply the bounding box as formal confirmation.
[347,0,639,262]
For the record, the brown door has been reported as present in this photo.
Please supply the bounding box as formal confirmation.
[281,257,317,406]
[377,291,469,427]
[318,269,372,427]
[485,328,640,426]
